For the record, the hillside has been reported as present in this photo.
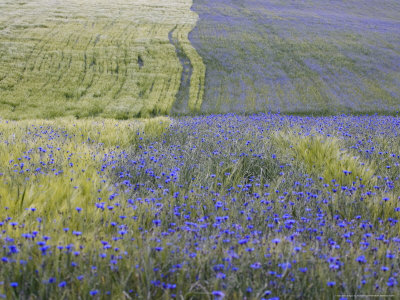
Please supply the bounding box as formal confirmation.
[2,1,400,298]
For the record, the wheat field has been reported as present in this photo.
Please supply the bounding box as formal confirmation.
[0,0,205,119]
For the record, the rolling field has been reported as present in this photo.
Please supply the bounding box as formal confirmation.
[2,0,400,299]
[1,114,400,299]
[1,0,399,116]
[0,0,205,119]
[190,0,400,114]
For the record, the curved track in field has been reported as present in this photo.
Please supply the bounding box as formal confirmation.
[169,26,193,115]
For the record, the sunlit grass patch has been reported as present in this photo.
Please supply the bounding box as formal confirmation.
[273,132,376,187]
[0,116,175,298]
[0,117,170,243]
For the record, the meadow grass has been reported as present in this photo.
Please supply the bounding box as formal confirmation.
[1,0,400,298]
[0,0,205,119]
[1,114,400,298]
[273,132,376,188]
[0,116,172,298]
[0,116,170,237]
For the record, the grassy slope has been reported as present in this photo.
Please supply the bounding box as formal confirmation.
[0,0,205,119]
[190,0,400,114]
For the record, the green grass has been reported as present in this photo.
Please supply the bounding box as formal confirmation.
[1,115,400,298]
[273,132,376,187]
[0,116,172,298]
[0,0,205,119]
[0,116,170,220]
[0,117,170,248]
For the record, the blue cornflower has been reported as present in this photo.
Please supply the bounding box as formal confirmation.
[387,277,398,287]
[327,281,336,287]
[272,238,281,245]
[153,219,161,226]
[48,277,56,284]
[387,252,395,259]
[212,291,225,299]
[279,262,291,270]
[162,283,176,289]
[213,264,224,271]
[238,238,248,245]
[356,255,367,264]
[299,267,307,273]
[250,262,261,269]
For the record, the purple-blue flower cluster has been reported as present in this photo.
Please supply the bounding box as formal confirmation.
[0,114,400,298]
